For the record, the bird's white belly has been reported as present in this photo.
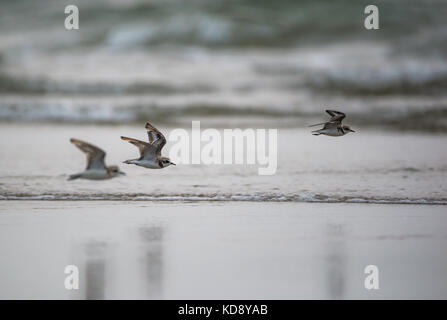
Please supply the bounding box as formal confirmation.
[321,129,344,137]
[80,169,110,180]
[134,159,161,169]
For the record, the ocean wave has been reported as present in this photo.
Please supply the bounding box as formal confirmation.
[306,68,447,96]
[0,73,215,95]
[1,193,446,205]
[1,0,445,52]
[1,101,447,132]
[0,100,303,124]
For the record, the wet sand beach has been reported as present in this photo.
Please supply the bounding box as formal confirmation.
[0,201,446,299]
[1,123,446,299]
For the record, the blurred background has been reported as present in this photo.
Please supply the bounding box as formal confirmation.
[1,1,447,300]
[1,0,447,130]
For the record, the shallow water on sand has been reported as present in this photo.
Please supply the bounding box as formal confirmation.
[0,201,446,299]
[0,123,446,203]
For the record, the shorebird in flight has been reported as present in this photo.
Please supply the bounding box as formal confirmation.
[69,138,125,180]
[121,122,175,169]
[310,110,355,136]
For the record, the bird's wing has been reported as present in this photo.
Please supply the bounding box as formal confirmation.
[145,122,166,156]
[308,122,327,127]
[121,136,157,159]
[323,121,340,130]
[70,138,106,170]
[325,110,346,122]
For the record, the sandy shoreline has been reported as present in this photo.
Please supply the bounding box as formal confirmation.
[1,200,446,299]
[1,123,447,203]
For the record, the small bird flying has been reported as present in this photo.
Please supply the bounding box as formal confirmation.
[121,122,175,169]
[309,110,355,136]
[69,138,125,180]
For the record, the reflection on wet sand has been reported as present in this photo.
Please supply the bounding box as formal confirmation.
[77,225,164,299]
[77,220,346,299]
[139,226,164,299]
[324,223,346,299]
[1,202,446,299]
[84,241,107,300]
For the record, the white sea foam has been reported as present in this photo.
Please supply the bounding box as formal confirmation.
[1,194,446,205]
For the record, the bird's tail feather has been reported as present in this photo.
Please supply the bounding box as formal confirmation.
[308,122,326,127]
[68,173,81,181]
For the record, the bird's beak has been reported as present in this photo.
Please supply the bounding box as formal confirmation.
[119,171,126,175]
[171,162,176,166]
[350,129,356,132]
